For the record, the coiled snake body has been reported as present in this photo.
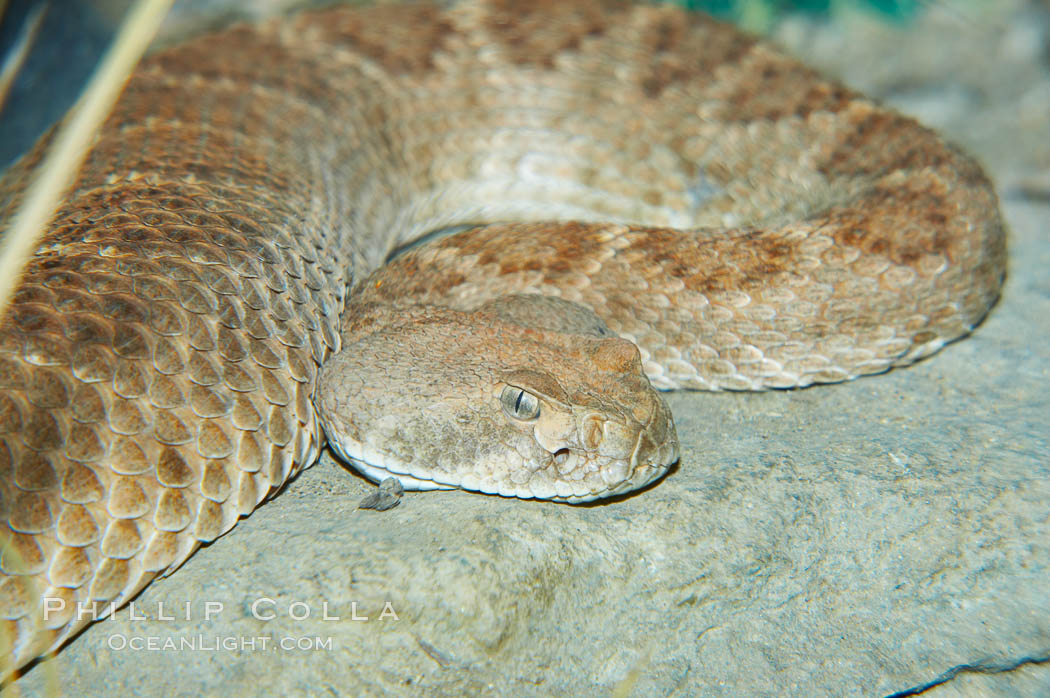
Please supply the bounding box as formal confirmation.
[0,0,1005,678]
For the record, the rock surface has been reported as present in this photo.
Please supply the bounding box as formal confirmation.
[10,1,1050,695]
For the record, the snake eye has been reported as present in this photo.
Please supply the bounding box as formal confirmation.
[500,385,540,421]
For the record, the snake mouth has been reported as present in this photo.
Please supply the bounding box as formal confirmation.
[344,456,457,492]
[328,434,677,504]
[325,439,455,492]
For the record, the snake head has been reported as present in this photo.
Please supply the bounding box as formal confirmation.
[316,298,679,503]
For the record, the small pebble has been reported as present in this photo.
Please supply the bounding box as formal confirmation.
[358,477,404,511]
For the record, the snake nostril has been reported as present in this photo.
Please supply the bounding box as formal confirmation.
[583,414,604,450]
[553,448,570,465]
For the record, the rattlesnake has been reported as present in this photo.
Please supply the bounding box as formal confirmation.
[0,0,1005,679]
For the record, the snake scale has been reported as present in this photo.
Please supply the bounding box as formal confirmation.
[0,0,1005,679]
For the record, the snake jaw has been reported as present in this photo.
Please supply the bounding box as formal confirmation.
[325,417,678,504]
[320,386,679,504]
[342,396,678,504]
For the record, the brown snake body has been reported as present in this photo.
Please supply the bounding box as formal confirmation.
[0,0,1005,678]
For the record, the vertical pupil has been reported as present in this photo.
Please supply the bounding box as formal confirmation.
[515,389,524,413]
